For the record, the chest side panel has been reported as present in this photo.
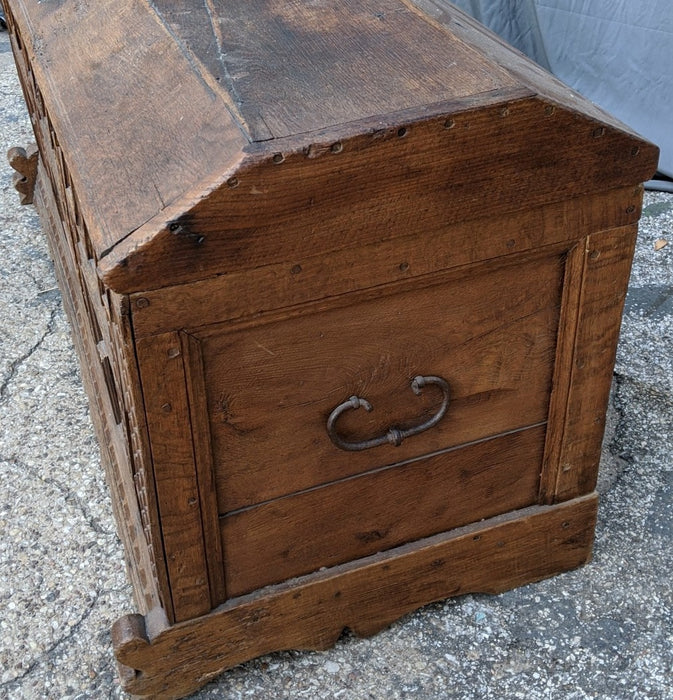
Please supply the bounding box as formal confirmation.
[131,197,639,609]
[157,248,566,597]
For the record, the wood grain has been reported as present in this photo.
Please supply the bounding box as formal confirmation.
[129,186,644,337]
[549,226,639,502]
[7,0,246,254]
[180,333,227,605]
[221,425,545,596]
[194,251,563,512]
[151,0,516,140]
[136,333,212,622]
[539,241,587,503]
[101,95,657,293]
[113,494,599,699]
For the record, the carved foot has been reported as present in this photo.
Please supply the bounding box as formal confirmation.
[7,144,39,205]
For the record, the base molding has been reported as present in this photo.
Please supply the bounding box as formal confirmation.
[113,493,598,698]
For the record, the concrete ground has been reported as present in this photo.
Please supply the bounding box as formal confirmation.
[1,26,672,700]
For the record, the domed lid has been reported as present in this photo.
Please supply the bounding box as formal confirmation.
[8,0,658,292]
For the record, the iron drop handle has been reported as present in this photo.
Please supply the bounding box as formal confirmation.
[326,375,450,452]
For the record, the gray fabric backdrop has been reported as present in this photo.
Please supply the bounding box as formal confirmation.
[452,0,673,180]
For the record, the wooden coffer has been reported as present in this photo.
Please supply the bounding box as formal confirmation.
[3,0,658,696]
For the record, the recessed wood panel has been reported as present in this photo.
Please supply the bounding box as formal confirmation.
[193,251,565,513]
[221,424,545,597]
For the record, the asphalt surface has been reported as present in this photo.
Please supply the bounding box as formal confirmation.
[1,26,672,700]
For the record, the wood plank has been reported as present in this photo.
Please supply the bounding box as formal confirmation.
[550,226,639,501]
[191,250,563,512]
[151,0,517,140]
[129,187,644,337]
[221,424,545,597]
[8,0,246,255]
[113,494,599,698]
[136,333,212,622]
[100,96,657,293]
[105,287,176,622]
[181,333,227,606]
[539,241,587,503]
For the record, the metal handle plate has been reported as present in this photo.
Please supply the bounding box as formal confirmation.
[326,375,450,452]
